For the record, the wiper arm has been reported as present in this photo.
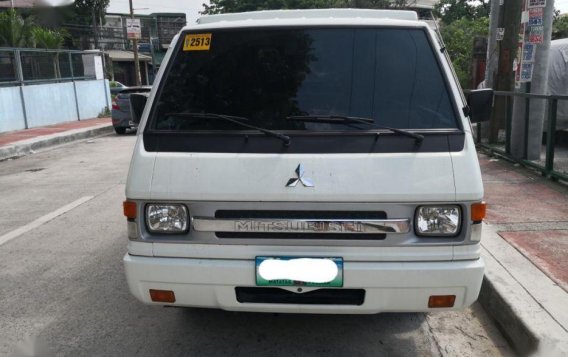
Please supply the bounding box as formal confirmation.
[166,112,291,146]
[286,115,424,143]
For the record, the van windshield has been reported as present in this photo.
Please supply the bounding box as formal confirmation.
[150,27,458,132]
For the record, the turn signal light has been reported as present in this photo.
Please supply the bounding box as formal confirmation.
[428,295,456,308]
[123,201,137,219]
[471,202,487,222]
[149,289,176,303]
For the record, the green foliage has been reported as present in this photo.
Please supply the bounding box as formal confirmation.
[434,0,489,24]
[0,9,69,49]
[434,0,490,88]
[32,27,67,49]
[0,9,36,47]
[74,0,110,21]
[552,15,568,40]
[201,0,408,15]
[98,106,111,118]
[439,17,489,89]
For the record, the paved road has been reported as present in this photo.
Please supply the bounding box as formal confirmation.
[0,134,513,356]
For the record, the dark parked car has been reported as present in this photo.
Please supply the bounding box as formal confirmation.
[110,81,128,95]
[111,86,152,134]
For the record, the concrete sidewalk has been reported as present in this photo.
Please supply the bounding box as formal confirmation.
[0,118,112,161]
[478,153,568,355]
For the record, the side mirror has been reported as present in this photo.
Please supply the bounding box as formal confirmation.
[466,89,494,123]
[130,92,150,124]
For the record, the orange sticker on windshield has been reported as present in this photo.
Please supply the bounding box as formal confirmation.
[183,33,212,51]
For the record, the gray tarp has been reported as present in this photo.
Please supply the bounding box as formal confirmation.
[548,38,568,130]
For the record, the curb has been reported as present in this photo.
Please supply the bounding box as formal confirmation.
[478,274,539,355]
[0,125,113,161]
[478,224,568,356]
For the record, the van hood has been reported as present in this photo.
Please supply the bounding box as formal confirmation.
[126,134,483,203]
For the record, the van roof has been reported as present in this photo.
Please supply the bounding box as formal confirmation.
[197,9,417,24]
[187,9,425,30]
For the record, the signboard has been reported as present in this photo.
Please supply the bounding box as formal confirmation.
[522,43,536,62]
[496,28,505,41]
[528,7,544,26]
[94,56,104,80]
[527,0,546,8]
[529,25,544,44]
[521,11,529,23]
[126,18,141,40]
[520,62,534,82]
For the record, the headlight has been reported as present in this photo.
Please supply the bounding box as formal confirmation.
[146,204,189,234]
[415,205,461,236]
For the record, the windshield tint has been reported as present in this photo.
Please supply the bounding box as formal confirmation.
[151,27,458,131]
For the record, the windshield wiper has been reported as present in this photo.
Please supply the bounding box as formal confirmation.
[166,112,291,146]
[286,115,424,143]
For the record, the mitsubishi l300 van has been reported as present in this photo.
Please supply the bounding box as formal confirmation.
[123,9,493,314]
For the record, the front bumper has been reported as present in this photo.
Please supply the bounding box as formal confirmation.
[124,254,484,314]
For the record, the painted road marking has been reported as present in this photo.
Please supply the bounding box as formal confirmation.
[0,196,94,247]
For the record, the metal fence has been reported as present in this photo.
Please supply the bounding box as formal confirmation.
[63,14,185,52]
[471,90,568,182]
[0,48,103,86]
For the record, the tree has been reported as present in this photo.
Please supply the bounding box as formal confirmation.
[32,27,68,78]
[32,28,66,49]
[73,0,110,22]
[0,9,35,47]
[434,0,489,25]
[439,16,489,88]
[552,14,568,40]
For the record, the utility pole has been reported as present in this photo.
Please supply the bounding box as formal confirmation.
[129,0,142,86]
[92,7,99,49]
[510,0,555,159]
[489,0,523,143]
[484,0,501,89]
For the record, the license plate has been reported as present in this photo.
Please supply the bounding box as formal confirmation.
[255,256,343,287]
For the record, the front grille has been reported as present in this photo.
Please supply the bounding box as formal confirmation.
[216,232,386,240]
[235,287,365,305]
[215,210,387,239]
[215,210,387,219]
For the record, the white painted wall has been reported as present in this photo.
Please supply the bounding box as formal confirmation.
[0,87,26,132]
[0,79,110,133]
[23,82,77,127]
[76,80,110,120]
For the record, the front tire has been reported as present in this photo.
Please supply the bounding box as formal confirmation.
[114,127,127,135]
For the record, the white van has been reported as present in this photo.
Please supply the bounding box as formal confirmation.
[123,9,494,313]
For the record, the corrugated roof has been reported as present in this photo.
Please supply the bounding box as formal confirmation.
[106,50,151,62]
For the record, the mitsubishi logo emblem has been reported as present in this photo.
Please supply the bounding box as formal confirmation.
[286,164,314,187]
